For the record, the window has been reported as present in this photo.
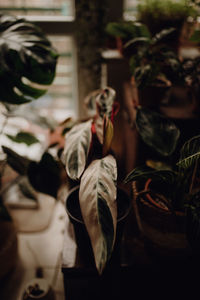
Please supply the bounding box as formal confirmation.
[124,0,139,20]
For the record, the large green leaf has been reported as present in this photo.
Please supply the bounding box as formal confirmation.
[177,135,200,169]
[61,120,92,180]
[79,155,117,274]
[136,107,180,156]
[0,15,58,104]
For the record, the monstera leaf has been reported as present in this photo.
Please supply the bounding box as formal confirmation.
[0,14,58,104]
[79,155,117,274]
[61,120,93,180]
[136,107,180,156]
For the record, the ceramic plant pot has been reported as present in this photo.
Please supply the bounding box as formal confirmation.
[133,180,192,263]
[65,185,131,270]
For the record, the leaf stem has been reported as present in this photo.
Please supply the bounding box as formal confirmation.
[189,158,198,194]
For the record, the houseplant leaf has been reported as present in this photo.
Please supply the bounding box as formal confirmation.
[6,132,39,146]
[79,155,117,274]
[27,152,61,198]
[124,165,176,185]
[105,21,150,40]
[2,146,31,175]
[136,106,180,156]
[94,87,116,144]
[95,87,116,119]
[177,135,200,169]
[0,15,58,104]
[151,27,176,44]
[61,120,92,180]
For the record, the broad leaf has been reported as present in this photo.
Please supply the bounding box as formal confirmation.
[27,152,61,198]
[0,15,58,104]
[2,146,31,175]
[61,120,92,180]
[79,155,117,274]
[177,135,200,169]
[6,132,39,146]
[136,107,180,156]
[84,89,101,117]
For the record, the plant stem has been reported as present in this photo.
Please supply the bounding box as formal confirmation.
[189,158,198,194]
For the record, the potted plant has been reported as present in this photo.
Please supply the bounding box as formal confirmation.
[137,0,197,46]
[60,87,132,275]
[0,14,59,279]
[0,14,61,199]
[60,83,183,275]
[124,134,200,261]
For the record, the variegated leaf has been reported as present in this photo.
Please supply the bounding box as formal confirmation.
[61,120,92,180]
[96,87,116,119]
[84,89,101,117]
[79,155,117,274]
[177,135,200,169]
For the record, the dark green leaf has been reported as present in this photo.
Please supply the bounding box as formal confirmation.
[0,15,58,104]
[27,152,61,197]
[6,132,39,146]
[2,146,31,175]
[136,107,180,156]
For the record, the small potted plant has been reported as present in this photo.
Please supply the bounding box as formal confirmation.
[124,134,200,260]
[61,87,132,274]
[0,14,59,279]
[137,0,196,41]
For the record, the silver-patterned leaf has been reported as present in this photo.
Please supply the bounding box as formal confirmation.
[79,155,117,274]
[95,87,116,119]
[61,120,92,180]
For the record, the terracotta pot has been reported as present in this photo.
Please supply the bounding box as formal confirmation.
[65,186,131,269]
[133,180,192,263]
